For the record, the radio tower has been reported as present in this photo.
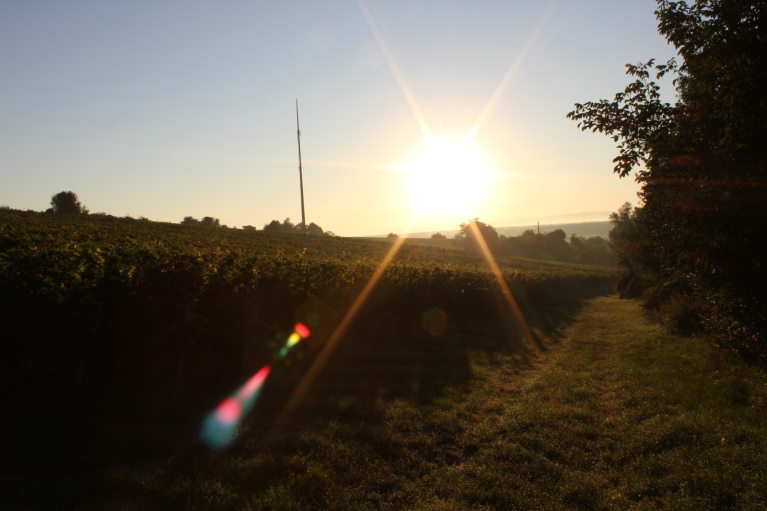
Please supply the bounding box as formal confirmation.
[296,100,306,229]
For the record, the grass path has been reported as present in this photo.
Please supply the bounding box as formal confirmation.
[108,296,767,510]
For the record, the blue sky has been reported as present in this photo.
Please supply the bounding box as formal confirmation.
[0,0,676,235]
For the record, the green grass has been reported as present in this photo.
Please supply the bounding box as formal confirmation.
[70,297,767,510]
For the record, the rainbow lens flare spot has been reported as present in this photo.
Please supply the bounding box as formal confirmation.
[287,332,301,347]
[240,365,272,400]
[215,397,242,424]
[422,307,448,337]
[277,324,312,360]
[200,323,313,450]
[295,322,311,338]
[200,365,271,450]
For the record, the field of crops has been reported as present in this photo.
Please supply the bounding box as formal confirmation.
[1,209,617,507]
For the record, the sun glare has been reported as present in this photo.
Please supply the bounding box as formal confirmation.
[402,139,491,220]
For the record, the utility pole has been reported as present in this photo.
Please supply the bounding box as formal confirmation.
[296,99,306,229]
[537,221,540,236]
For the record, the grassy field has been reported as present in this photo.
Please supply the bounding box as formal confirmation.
[13,297,764,510]
[142,298,766,509]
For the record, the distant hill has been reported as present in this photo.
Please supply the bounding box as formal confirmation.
[407,221,612,240]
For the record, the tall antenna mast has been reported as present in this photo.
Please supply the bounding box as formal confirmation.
[296,99,306,229]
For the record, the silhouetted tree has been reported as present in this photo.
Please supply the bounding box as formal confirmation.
[262,219,281,233]
[570,234,613,266]
[539,229,569,259]
[457,219,500,249]
[431,232,446,240]
[608,204,643,272]
[49,191,88,215]
[304,222,324,236]
[242,225,257,232]
[607,203,650,297]
[262,218,329,235]
[568,0,767,359]
[544,229,565,243]
[181,216,222,227]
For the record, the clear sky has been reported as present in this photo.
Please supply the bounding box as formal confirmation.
[0,0,676,236]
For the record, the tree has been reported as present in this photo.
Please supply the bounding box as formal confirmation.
[456,219,500,249]
[608,203,650,297]
[569,234,614,266]
[49,191,88,215]
[304,222,324,236]
[181,216,222,227]
[539,229,569,259]
[262,219,282,233]
[261,218,329,235]
[568,0,767,360]
[543,229,566,244]
[201,216,220,227]
[431,232,446,240]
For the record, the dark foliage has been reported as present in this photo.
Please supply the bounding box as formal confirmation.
[452,219,614,266]
[48,191,88,215]
[456,219,500,249]
[262,217,327,236]
[181,216,221,227]
[569,0,767,361]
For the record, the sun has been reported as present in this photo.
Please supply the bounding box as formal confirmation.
[401,138,492,220]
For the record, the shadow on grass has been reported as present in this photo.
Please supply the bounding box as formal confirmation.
[4,282,607,510]
[293,291,589,412]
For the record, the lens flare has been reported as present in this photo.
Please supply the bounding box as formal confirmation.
[422,307,449,337]
[269,232,412,437]
[216,397,242,424]
[295,322,311,339]
[239,365,272,402]
[200,323,311,450]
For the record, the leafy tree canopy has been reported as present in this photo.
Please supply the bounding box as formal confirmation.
[456,219,500,247]
[569,0,767,360]
[49,191,88,215]
[262,218,329,236]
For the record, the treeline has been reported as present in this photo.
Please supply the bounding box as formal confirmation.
[424,220,614,266]
[37,190,334,236]
[569,1,766,362]
[182,217,334,236]
[259,217,335,237]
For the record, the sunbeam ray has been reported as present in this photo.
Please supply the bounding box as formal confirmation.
[357,0,433,141]
[466,221,537,350]
[224,2,561,449]
[268,219,418,436]
[465,1,559,143]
